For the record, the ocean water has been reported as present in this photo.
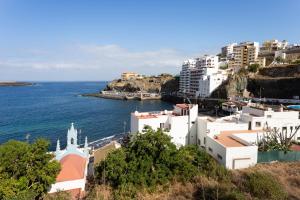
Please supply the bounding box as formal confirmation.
[0,82,173,150]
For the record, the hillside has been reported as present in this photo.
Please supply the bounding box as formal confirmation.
[211,64,300,99]
[88,161,300,200]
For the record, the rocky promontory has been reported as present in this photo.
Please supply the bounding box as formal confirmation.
[83,73,179,100]
[103,73,179,94]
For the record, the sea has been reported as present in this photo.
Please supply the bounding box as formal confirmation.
[0,82,173,150]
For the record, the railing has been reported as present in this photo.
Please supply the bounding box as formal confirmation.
[258,150,300,163]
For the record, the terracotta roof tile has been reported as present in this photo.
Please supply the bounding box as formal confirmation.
[56,154,87,182]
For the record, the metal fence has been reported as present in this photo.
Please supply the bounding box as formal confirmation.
[258,151,300,163]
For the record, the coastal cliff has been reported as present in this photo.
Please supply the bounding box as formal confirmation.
[247,64,300,98]
[211,64,300,99]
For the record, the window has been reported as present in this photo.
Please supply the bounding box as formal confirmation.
[198,139,201,145]
[160,123,164,129]
[255,122,261,127]
[71,138,74,145]
[217,154,222,160]
[204,137,206,144]
[267,115,272,118]
[208,147,213,152]
[282,127,287,132]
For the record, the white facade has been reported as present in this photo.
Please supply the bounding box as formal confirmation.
[131,103,300,170]
[131,104,198,147]
[179,59,196,95]
[196,70,227,97]
[197,104,300,169]
[179,55,227,97]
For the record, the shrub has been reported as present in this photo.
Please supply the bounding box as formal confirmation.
[244,171,287,200]
[248,64,260,73]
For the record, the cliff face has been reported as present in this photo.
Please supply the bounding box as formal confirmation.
[210,73,248,99]
[104,74,179,94]
[247,64,300,98]
[211,64,300,99]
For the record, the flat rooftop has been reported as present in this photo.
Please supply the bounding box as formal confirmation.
[214,130,261,147]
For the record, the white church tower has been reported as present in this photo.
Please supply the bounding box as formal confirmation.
[55,123,89,160]
[66,123,78,151]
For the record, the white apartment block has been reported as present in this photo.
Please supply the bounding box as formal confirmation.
[131,104,198,147]
[179,59,196,95]
[179,55,227,97]
[229,41,260,69]
[131,103,300,170]
[196,70,227,97]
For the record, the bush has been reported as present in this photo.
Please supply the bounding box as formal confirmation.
[0,139,60,199]
[95,128,220,197]
[248,64,260,73]
[244,171,287,200]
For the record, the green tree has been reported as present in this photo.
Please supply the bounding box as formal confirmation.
[95,128,222,198]
[0,139,60,199]
[248,64,260,73]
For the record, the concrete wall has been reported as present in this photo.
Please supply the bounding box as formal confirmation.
[49,179,86,193]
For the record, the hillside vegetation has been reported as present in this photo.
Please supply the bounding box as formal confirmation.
[85,128,294,200]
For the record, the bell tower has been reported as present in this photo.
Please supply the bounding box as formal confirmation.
[67,123,78,150]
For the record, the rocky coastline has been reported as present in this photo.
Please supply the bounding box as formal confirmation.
[0,82,33,87]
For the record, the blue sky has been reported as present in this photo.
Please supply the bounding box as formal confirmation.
[0,0,299,81]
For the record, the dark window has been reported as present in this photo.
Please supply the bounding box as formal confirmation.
[208,147,213,152]
[71,138,74,145]
[198,139,201,145]
[255,122,261,127]
[204,137,206,144]
[282,127,287,132]
[217,154,222,160]
[160,123,164,129]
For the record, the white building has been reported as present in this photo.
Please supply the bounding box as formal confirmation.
[197,104,300,169]
[196,70,227,97]
[179,59,196,96]
[131,104,198,147]
[49,123,89,199]
[179,55,227,98]
[131,103,300,169]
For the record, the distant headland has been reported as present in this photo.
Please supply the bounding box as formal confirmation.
[0,82,33,87]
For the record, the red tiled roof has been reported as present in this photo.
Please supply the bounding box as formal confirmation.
[56,154,87,182]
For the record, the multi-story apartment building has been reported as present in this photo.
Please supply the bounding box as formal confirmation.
[180,55,226,97]
[221,43,237,58]
[229,41,260,69]
[179,59,196,95]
